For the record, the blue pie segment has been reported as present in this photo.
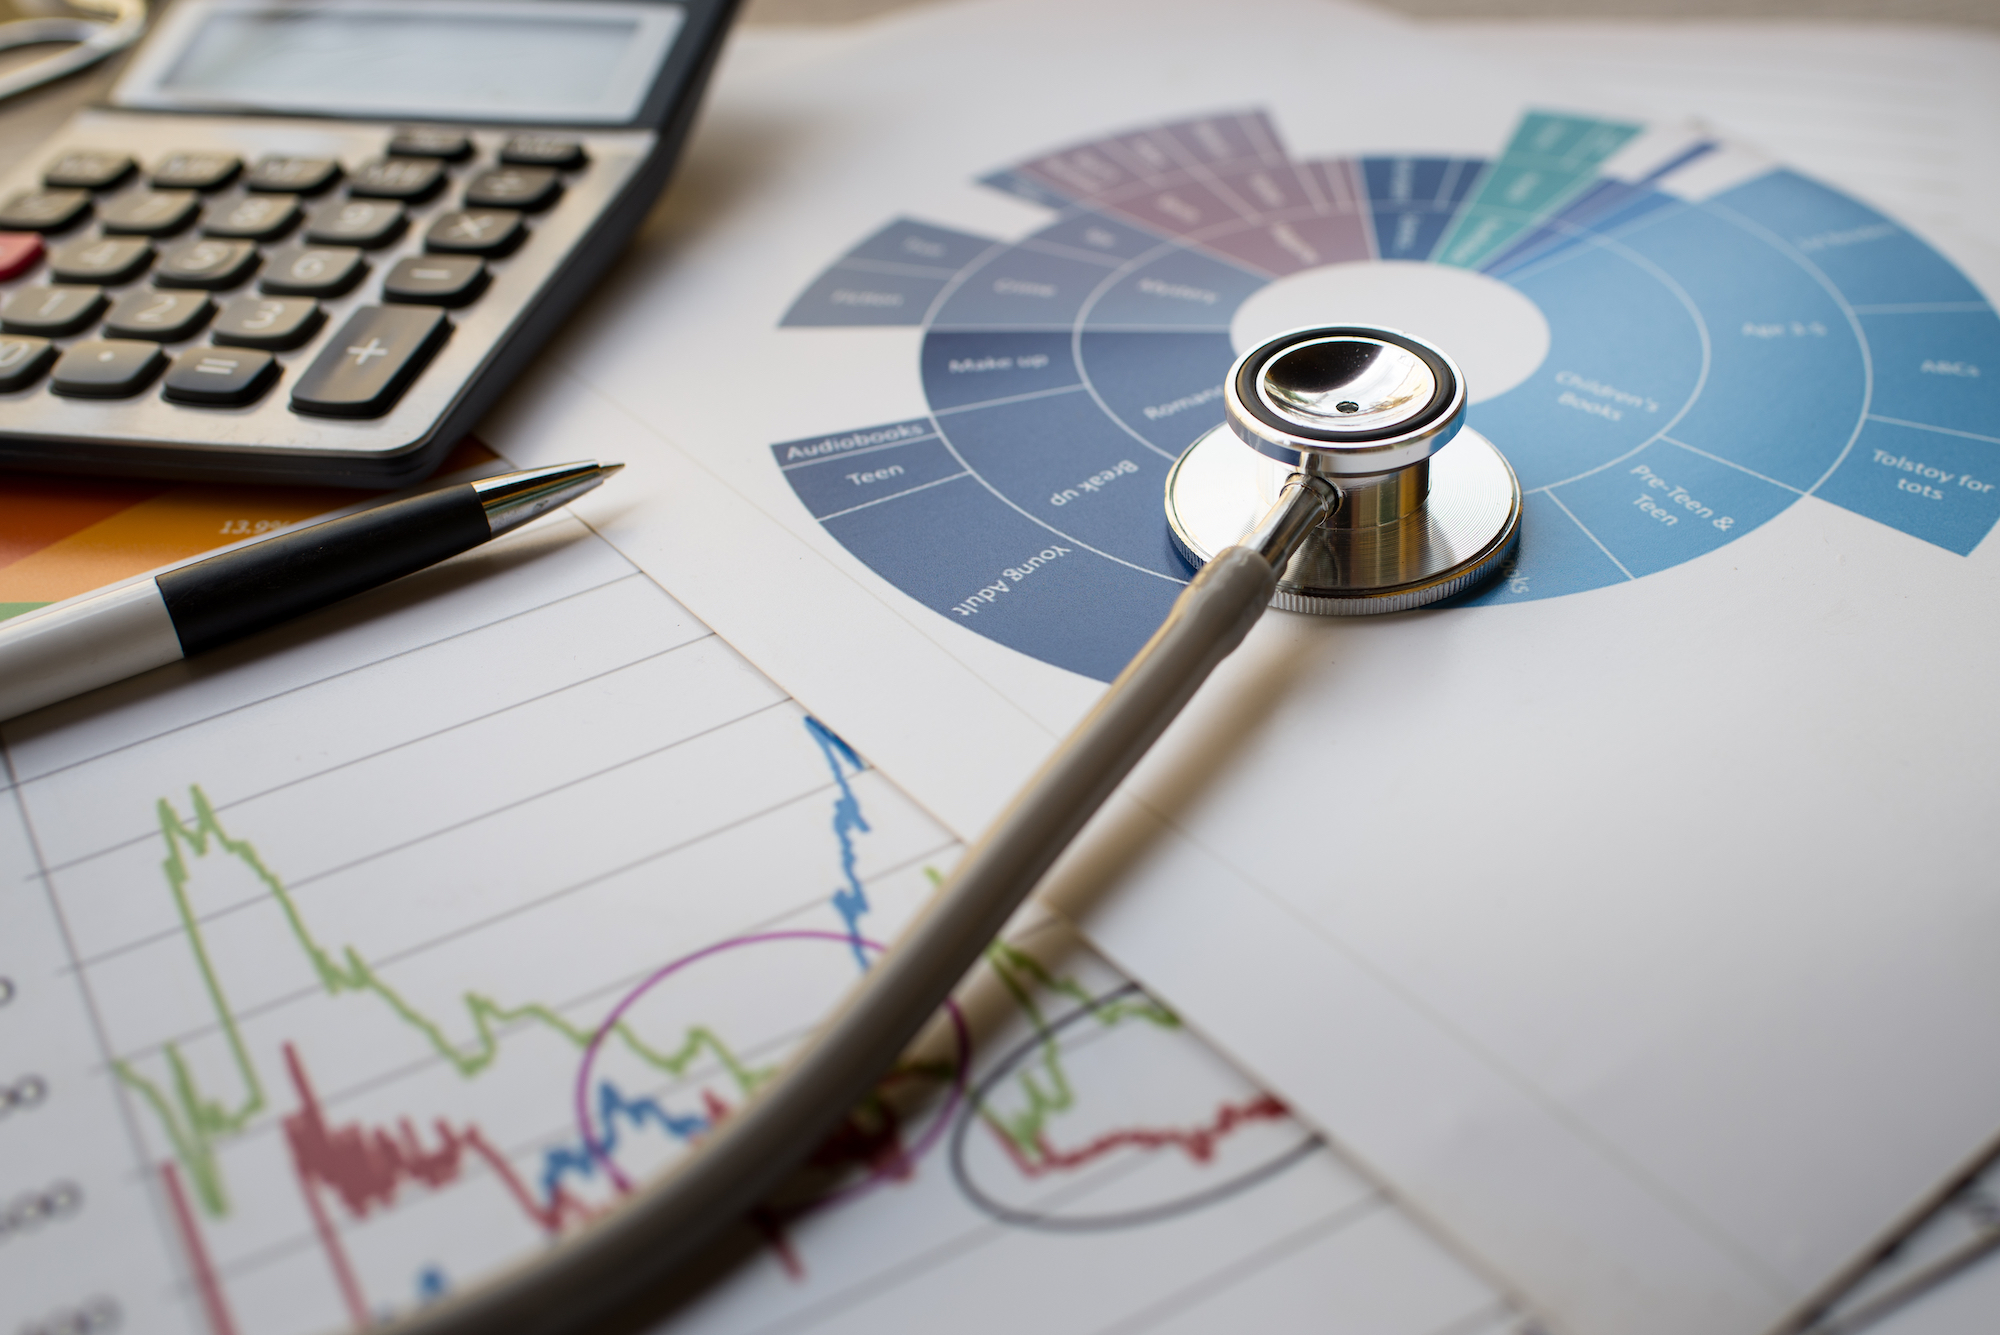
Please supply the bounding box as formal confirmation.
[775,110,2000,679]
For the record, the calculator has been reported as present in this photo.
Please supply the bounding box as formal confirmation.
[0,0,734,486]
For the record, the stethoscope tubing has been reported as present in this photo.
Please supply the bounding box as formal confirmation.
[383,479,1333,1335]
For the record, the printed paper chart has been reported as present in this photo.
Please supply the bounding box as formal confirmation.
[774,110,2000,681]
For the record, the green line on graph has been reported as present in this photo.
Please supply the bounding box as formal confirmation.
[979,941,1179,1158]
[117,786,772,1218]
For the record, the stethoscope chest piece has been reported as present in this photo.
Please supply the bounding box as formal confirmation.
[1165,324,1522,613]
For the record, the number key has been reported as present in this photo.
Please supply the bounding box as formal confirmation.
[348,158,444,203]
[291,305,449,418]
[0,285,106,336]
[103,290,214,341]
[260,244,366,297]
[203,193,300,242]
[245,156,341,195]
[384,255,485,307]
[0,336,55,392]
[98,190,200,237]
[213,295,323,351]
[44,151,134,191]
[152,152,242,191]
[303,199,406,248]
[162,346,278,407]
[48,237,152,284]
[424,209,523,256]
[463,166,560,212]
[156,238,259,290]
[49,339,167,398]
[0,188,90,233]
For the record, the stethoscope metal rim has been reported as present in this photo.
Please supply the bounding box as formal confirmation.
[1169,323,1523,613]
[1225,324,1468,473]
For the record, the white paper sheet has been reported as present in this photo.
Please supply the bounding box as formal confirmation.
[476,4,2000,1333]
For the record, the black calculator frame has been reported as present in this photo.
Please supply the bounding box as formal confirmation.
[0,0,739,487]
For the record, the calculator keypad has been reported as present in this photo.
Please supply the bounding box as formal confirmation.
[0,117,633,465]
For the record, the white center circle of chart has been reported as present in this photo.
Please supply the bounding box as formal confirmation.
[1229,259,1550,404]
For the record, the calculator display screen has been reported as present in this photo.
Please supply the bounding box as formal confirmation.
[124,1,685,123]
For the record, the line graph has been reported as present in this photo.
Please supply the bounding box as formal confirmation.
[3,514,1510,1335]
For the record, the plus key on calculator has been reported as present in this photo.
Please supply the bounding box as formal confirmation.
[0,0,736,486]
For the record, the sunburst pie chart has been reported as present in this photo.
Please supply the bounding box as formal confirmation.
[770,109,2000,681]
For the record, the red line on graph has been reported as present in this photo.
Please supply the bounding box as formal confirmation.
[160,1159,240,1335]
[995,1093,1290,1178]
[281,1043,591,1239]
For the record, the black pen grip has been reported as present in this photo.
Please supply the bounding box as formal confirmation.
[158,485,492,656]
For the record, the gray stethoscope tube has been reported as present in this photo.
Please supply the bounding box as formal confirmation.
[386,325,1522,1335]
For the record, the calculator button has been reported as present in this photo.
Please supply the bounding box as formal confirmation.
[0,285,105,336]
[463,166,560,212]
[388,129,472,161]
[44,151,134,191]
[291,305,448,418]
[0,188,90,233]
[304,199,406,248]
[212,295,323,351]
[98,190,200,237]
[0,336,54,392]
[48,237,152,285]
[348,158,444,203]
[162,346,278,406]
[384,255,486,307]
[424,209,524,256]
[245,156,341,195]
[260,244,366,297]
[203,193,301,241]
[152,152,242,192]
[500,136,585,170]
[49,339,167,398]
[156,238,259,290]
[103,290,214,341]
[0,232,43,281]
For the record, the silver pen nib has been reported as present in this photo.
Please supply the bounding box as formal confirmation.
[472,461,623,536]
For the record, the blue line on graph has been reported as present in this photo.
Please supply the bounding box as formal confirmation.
[540,1080,712,1203]
[804,716,874,970]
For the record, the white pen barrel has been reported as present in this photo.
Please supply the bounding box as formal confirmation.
[0,579,184,722]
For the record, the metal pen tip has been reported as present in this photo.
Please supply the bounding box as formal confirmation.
[599,461,625,476]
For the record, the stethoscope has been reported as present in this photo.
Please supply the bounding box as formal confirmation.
[390,324,1522,1335]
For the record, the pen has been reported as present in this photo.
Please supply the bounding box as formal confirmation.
[0,459,621,722]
